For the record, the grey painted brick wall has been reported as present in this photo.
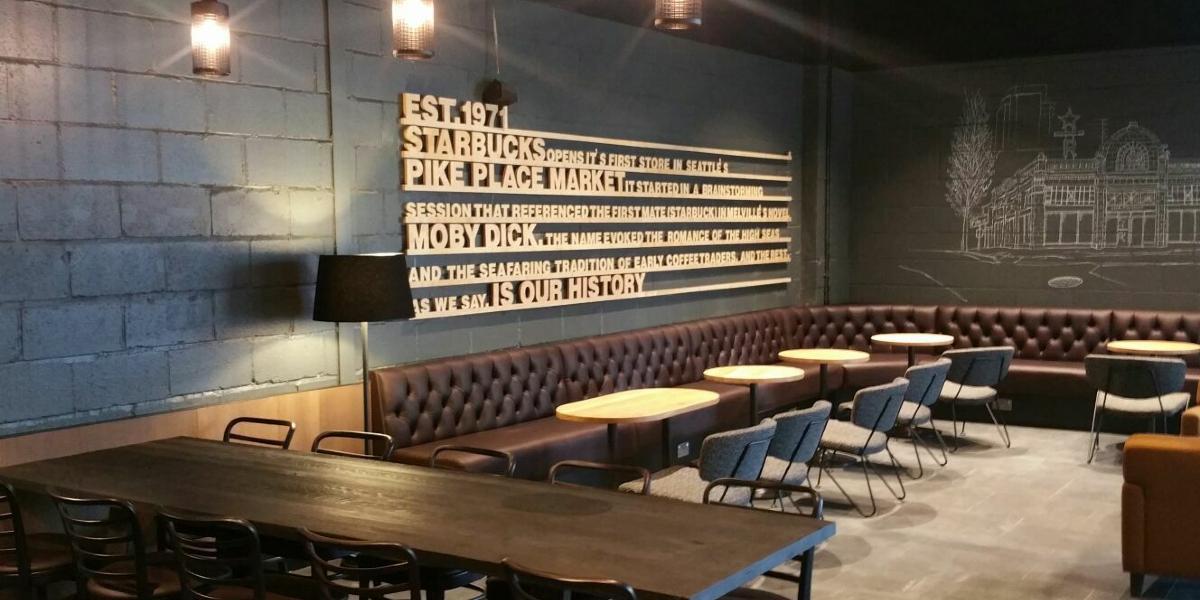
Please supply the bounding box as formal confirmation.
[0,0,812,436]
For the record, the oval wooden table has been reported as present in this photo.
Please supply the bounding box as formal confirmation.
[557,388,720,467]
[1107,340,1200,357]
[778,348,870,401]
[703,365,806,425]
[871,333,955,366]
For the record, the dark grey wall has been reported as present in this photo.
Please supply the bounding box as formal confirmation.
[0,0,812,436]
[848,46,1200,310]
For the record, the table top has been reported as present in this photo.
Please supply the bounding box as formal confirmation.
[870,333,955,348]
[556,388,720,424]
[703,365,806,385]
[0,438,834,600]
[777,348,871,365]
[1107,340,1200,356]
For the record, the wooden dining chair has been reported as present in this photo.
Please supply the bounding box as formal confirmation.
[311,430,396,460]
[301,529,422,600]
[50,490,181,599]
[499,558,637,600]
[223,417,297,450]
[0,481,73,599]
[703,479,823,600]
[160,510,319,600]
[429,446,516,477]
[548,461,651,495]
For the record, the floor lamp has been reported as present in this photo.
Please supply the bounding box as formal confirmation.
[313,254,414,454]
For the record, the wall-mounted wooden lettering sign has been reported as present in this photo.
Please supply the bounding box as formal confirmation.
[398,93,793,319]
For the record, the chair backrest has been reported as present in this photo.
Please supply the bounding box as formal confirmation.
[302,529,422,600]
[1085,354,1187,399]
[0,480,32,586]
[311,430,396,460]
[223,417,297,450]
[548,461,651,495]
[767,401,831,466]
[161,510,268,600]
[848,379,910,433]
[429,445,516,477]
[697,419,776,482]
[943,347,1014,387]
[904,359,951,407]
[50,491,152,599]
[502,558,636,600]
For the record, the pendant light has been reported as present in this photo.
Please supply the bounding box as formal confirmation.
[655,0,702,30]
[393,0,435,60]
[191,0,231,76]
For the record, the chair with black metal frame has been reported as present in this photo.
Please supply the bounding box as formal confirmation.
[429,445,516,477]
[702,478,824,600]
[223,417,297,450]
[758,402,831,493]
[893,359,952,478]
[937,347,1015,451]
[500,558,637,600]
[310,430,396,460]
[160,509,320,600]
[617,419,777,505]
[814,378,909,518]
[0,480,73,599]
[1085,354,1191,464]
[548,461,652,495]
[50,490,182,599]
[301,529,422,600]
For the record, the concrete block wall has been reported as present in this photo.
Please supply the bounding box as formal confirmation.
[0,0,812,436]
[0,0,336,435]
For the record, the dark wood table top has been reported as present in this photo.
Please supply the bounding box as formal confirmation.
[0,437,835,600]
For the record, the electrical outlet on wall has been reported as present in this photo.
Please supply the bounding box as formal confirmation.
[676,441,690,458]
[997,398,1013,411]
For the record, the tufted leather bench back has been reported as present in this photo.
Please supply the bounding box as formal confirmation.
[686,308,796,370]
[936,306,1110,361]
[790,305,936,350]
[1110,310,1200,367]
[560,325,695,400]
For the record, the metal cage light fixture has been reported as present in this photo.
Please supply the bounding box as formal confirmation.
[393,0,435,60]
[655,0,701,30]
[191,0,231,76]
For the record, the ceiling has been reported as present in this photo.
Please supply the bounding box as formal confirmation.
[529,0,1200,70]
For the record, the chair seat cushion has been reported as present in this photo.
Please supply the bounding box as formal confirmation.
[819,420,886,455]
[0,532,72,575]
[759,455,809,486]
[207,573,322,600]
[896,403,933,426]
[721,587,789,600]
[1095,391,1191,415]
[619,466,751,505]
[84,560,181,599]
[939,382,997,405]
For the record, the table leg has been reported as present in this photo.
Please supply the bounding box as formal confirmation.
[749,383,759,425]
[799,548,815,600]
[818,364,829,401]
[907,346,916,367]
[607,423,619,462]
[662,418,674,468]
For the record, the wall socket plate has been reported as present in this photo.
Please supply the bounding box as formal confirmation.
[676,441,690,458]
[996,398,1013,411]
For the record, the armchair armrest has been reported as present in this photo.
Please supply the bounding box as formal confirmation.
[1123,434,1200,580]
[1182,405,1200,437]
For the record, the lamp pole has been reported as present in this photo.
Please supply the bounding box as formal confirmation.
[361,321,371,454]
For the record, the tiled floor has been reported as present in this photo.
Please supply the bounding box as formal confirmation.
[748,423,1199,600]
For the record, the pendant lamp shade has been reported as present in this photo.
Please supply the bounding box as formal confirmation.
[393,0,436,60]
[655,0,701,30]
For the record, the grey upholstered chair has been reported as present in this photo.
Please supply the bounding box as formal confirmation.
[759,401,831,488]
[937,347,1015,450]
[620,419,777,505]
[816,378,909,518]
[896,359,952,478]
[1085,354,1191,463]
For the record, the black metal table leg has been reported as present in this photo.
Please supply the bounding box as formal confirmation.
[799,548,815,600]
[661,418,673,468]
[607,423,619,462]
[748,383,759,425]
[907,346,916,367]
[818,364,829,400]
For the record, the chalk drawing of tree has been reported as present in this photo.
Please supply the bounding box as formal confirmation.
[945,90,997,251]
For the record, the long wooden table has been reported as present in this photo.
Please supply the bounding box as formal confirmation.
[0,437,835,600]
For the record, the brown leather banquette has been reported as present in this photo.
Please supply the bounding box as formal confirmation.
[370,305,1200,478]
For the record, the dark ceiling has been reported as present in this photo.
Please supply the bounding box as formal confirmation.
[530,0,1200,70]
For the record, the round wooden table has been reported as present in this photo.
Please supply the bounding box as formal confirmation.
[703,365,806,425]
[556,388,720,466]
[871,333,955,366]
[1107,340,1200,357]
[778,348,870,401]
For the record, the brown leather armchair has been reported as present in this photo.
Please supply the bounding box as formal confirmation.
[1123,408,1200,596]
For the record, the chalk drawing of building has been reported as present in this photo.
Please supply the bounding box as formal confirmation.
[970,121,1200,250]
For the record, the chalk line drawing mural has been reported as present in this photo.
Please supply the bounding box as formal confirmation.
[945,90,998,251]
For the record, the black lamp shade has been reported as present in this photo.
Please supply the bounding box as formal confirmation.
[313,254,415,323]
